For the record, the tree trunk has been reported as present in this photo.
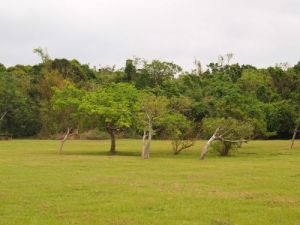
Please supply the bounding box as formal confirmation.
[141,120,153,159]
[200,135,216,160]
[59,127,70,154]
[0,112,7,122]
[290,126,298,150]
[107,126,116,154]
[144,130,152,159]
[142,129,152,159]
[141,131,150,159]
[200,128,219,160]
[222,141,231,156]
[141,130,147,158]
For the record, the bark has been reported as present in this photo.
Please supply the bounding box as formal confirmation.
[59,127,70,154]
[107,125,116,154]
[141,130,147,158]
[200,128,220,160]
[200,136,216,160]
[142,130,152,159]
[219,139,231,156]
[142,124,152,159]
[142,118,153,159]
[144,130,152,159]
[290,126,298,150]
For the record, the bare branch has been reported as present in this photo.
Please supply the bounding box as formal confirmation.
[172,139,194,155]
[219,127,234,138]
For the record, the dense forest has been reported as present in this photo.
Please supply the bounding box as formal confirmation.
[0,49,299,144]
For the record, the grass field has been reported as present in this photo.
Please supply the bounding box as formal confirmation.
[0,139,300,225]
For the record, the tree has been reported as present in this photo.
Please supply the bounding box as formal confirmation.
[124,59,136,82]
[80,83,140,154]
[265,101,298,138]
[225,53,234,65]
[134,60,182,88]
[210,88,270,138]
[159,113,195,155]
[33,47,50,64]
[2,50,300,143]
[35,69,66,135]
[51,59,95,82]
[52,83,86,153]
[0,63,6,72]
[0,72,40,137]
[237,69,274,102]
[200,118,254,160]
[193,59,203,76]
[96,65,126,85]
[140,95,170,159]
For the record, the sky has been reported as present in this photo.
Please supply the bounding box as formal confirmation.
[1,0,300,70]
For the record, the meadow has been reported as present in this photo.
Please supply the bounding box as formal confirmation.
[0,140,299,225]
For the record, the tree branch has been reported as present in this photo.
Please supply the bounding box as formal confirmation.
[0,112,7,122]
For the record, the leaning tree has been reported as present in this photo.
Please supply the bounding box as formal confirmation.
[52,83,86,153]
[290,114,300,150]
[200,117,254,160]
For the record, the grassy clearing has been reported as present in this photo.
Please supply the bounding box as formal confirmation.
[0,139,300,225]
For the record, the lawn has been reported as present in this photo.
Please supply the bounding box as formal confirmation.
[0,139,299,225]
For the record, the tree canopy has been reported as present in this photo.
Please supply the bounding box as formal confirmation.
[0,51,299,146]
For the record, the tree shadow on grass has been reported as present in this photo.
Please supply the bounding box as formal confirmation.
[58,149,186,159]
[61,150,141,157]
[269,152,292,156]
[238,152,258,155]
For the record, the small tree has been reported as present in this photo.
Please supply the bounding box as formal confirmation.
[200,118,254,160]
[140,95,170,159]
[52,83,85,153]
[159,113,195,155]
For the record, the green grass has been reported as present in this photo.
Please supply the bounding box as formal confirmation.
[0,139,300,225]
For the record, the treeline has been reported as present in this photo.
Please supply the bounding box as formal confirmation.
[0,49,299,142]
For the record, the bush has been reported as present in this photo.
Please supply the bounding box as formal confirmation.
[211,141,241,156]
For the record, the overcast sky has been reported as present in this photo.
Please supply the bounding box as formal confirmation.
[1,0,300,70]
